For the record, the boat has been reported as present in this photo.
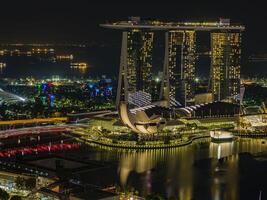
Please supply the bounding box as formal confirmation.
[210,129,234,142]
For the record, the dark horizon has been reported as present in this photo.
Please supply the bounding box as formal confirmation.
[0,1,265,53]
[0,1,266,77]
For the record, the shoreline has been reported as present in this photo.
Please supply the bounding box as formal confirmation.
[78,134,211,150]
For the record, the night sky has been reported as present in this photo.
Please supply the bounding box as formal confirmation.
[0,0,266,77]
[0,1,263,50]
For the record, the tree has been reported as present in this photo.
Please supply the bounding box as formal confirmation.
[15,177,36,190]
[25,178,36,190]
[145,194,164,200]
[0,188,9,200]
[10,195,22,200]
[15,177,25,190]
[185,122,198,133]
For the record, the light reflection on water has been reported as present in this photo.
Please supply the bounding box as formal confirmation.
[100,138,267,200]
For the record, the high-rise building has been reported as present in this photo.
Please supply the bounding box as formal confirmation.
[168,31,183,103]
[127,30,154,95]
[168,31,196,106]
[181,30,196,106]
[210,32,242,102]
[101,18,244,108]
[115,30,154,107]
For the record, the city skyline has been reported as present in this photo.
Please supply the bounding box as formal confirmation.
[107,18,243,107]
[0,2,267,199]
[0,1,266,78]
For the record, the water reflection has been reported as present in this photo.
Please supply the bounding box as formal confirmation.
[70,62,88,75]
[0,62,7,74]
[115,138,267,199]
[119,151,156,186]
[209,141,235,159]
[117,143,198,199]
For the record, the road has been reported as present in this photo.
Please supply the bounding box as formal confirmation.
[0,117,68,125]
[0,125,80,139]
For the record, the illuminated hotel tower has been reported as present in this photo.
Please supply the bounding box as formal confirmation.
[101,18,244,108]
[167,31,196,106]
[127,30,154,94]
[210,32,242,102]
[116,30,154,107]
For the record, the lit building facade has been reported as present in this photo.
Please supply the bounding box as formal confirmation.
[167,31,196,106]
[181,31,196,106]
[210,32,242,102]
[102,18,244,108]
[168,31,183,103]
[127,30,154,95]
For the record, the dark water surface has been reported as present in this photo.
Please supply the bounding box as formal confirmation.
[71,138,267,200]
[2,135,267,200]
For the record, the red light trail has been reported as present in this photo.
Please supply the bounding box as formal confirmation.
[0,125,79,139]
[0,143,81,158]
